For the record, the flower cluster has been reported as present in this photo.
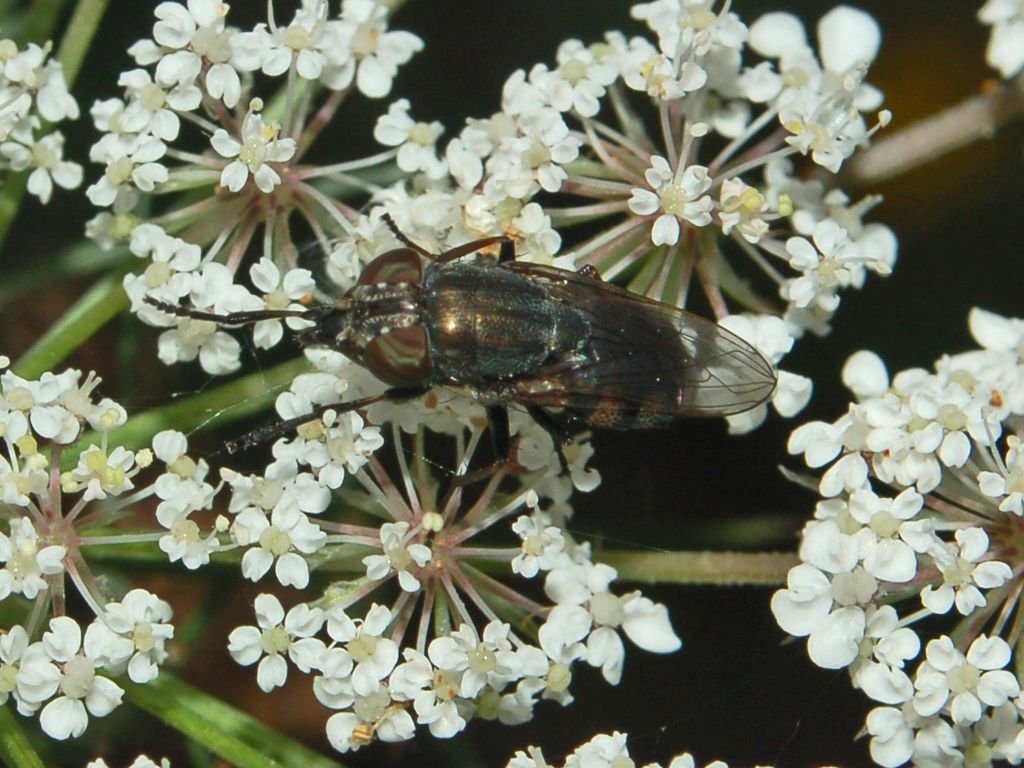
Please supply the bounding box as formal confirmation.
[506,731,805,768]
[85,0,424,374]
[0,37,82,203]
[219,417,676,752]
[0,356,211,740]
[775,308,1024,767]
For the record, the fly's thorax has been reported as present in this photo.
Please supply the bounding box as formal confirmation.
[423,262,590,385]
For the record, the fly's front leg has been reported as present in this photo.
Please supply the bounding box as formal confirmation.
[143,296,322,325]
[226,386,429,453]
[526,405,577,473]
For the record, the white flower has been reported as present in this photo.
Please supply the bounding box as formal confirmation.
[232,504,326,589]
[373,98,446,177]
[227,594,325,692]
[919,528,1012,615]
[324,685,414,752]
[543,561,681,684]
[248,259,316,349]
[84,590,174,684]
[389,648,467,738]
[211,100,296,193]
[86,133,168,207]
[0,517,66,599]
[913,635,1020,725]
[511,511,567,577]
[530,39,618,118]
[362,521,432,592]
[333,0,424,98]
[118,67,201,140]
[628,155,713,245]
[325,604,399,696]
[0,131,82,204]
[35,617,125,740]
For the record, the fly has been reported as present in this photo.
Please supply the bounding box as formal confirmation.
[145,217,777,462]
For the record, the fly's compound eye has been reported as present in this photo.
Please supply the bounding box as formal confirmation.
[358,248,423,286]
[363,325,431,385]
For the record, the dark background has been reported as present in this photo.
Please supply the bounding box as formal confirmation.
[0,1,1017,766]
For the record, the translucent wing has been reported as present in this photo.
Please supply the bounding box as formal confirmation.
[505,263,777,425]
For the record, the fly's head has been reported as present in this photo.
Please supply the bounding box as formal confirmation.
[302,247,433,387]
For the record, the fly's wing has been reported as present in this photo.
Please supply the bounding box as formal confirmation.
[505,263,777,425]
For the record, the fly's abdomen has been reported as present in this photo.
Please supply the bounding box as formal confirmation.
[424,264,589,384]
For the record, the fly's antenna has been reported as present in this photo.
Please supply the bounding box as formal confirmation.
[381,212,435,258]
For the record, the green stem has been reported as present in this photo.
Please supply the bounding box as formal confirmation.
[16,0,65,46]
[61,356,311,468]
[0,705,45,768]
[0,242,128,305]
[56,0,110,85]
[13,263,132,380]
[124,674,346,768]
[598,549,798,586]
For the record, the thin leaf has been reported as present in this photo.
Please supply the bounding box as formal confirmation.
[12,263,132,380]
[60,356,311,468]
[56,0,110,85]
[125,674,346,768]
[0,706,45,768]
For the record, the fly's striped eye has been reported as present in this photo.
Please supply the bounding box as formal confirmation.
[363,325,430,385]
[357,248,422,286]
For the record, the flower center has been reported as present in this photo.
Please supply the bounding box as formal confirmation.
[432,669,458,701]
[5,386,34,411]
[559,58,588,85]
[264,287,291,311]
[239,137,270,170]
[283,25,311,51]
[522,141,551,170]
[139,82,167,112]
[191,26,232,63]
[349,634,379,663]
[259,525,293,556]
[106,156,135,186]
[589,592,624,627]
[251,478,284,510]
[351,24,379,56]
[132,621,156,653]
[353,687,389,722]
[869,510,900,539]
[937,403,967,431]
[170,454,197,479]
[546,661,571,693]
[171,517,201,544]
[260,625,291,655]
[659,183,692,216]
[143,264,173,290]
[385,544,412,571]
[31,140,57,169]
[947,662,980,694]
[60,655,96,699]
[408,121,435,146]
[467,645,497,674]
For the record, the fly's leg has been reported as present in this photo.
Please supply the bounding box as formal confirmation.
[381,213,514,263]
[226,387,429,453]
[526,405,577,472]
[143,296,322,325]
